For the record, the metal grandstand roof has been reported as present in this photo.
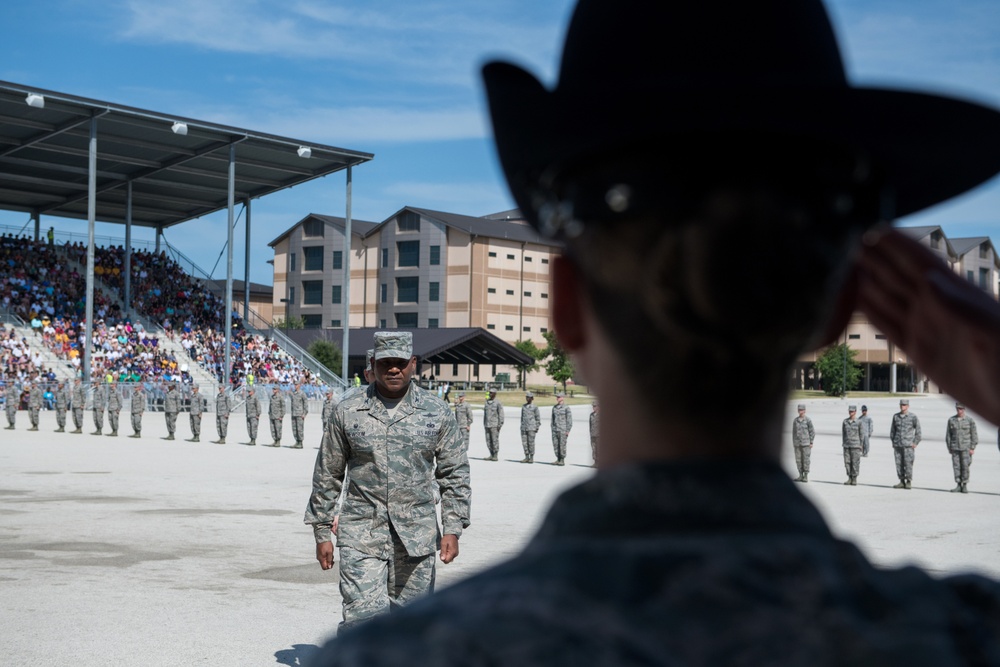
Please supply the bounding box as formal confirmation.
[0,81,373,229]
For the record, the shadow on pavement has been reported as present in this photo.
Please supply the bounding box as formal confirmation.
[275,643,320,666]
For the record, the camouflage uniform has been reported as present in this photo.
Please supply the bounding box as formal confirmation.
[890,404,921,488]
[304,382,471,630]
[590,405,599,464]
[946,406,978,492]
[483,394,504,460]
[859,408,873,456]
[312,462,1000,666]
[106,384,122,435]
[269,389,285,446]
[322,392,337,424]
[291,386,308,448]
[91,383,107,434]
[188,387,204,441]
[54,383,69,431]
[4,381,18,428]
[842,407,862,484]
[245,388,261,445]
[130,386,145,437]
[71,381,85,432]
[791,405,814,481]
[453,396,473,454]
[27,383,43,430]
[215,389,232,443]
[520,397,540,462]
[163,386,180,440]
[551,399,573,464]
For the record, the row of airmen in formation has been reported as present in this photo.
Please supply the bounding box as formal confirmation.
[2,378,334,449]
[791,399,981,493]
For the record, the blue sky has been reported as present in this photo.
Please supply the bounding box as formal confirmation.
[1,0,998,284]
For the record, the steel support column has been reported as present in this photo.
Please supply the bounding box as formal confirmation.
[83,116,97,385]
[124,182,132,318]
[243,198,251,322]
[223,144,235,386]
[341,165,352,383]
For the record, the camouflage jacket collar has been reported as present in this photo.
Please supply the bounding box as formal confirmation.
[363,383,425,425]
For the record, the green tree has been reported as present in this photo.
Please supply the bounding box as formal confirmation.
[815,343,863,397]
[513,339,546,389]
[542,330,575,393]
[308,339,343,374]
[272,315,305,330]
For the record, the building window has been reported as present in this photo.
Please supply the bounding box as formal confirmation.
[968,270,975,282]
[541,293,549,299]
[303,218,325,237]
[380,283,387,303]
[523,326,531,332]
[434,364,441,375]
[540,327,548,333]
[487,288,496,294]
[302,314,322,328]
[505,289,514,296]
[288,286,295,305]
[930,231,942,249]
[430,245,441,265]
[491,364,497,376]
[429,282,440,302]
[289,253,297,272]
[381,248,388,268]
[302,280,323,305]
[396,312,418,328]
[505,325,513,331]
[398,211,420,232]
[452,364,458,375]
[330,319,341,327]
[507,254,515,260]
[473,364,479,378]
[397,277,419,303]
[398,240,420,267]
[525,256,533,262]
[541,258,549,264]
[428,318,439,328]
[848,334,860,339]
[980,242,989,259]
[980,268,990,290]
[331,285,342,304]
[332,250,343,270]
[488,251,497,258]
[303,246,324,271]
[487,324,496,330]
[524,291,531,297]
[875,334,887,340]
[380,319,387,328]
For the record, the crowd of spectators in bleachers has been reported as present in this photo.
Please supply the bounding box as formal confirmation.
[179,327,323,388]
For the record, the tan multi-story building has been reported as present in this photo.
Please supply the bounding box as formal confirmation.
[799,225,1000,393]
[270,208,562,384]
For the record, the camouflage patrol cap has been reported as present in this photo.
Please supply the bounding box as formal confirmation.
[848,405,856,412]
[525,391,534,398]
[365,349,374,371]
[956,402,966,409]
[861,405,868,411]
[457,391,465,397]
[374,331,412,360]
[797,404,806,410]
[556,392,566,398]
[899,399,909,405]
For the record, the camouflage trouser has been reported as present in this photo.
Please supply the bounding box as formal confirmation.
[861,435,870,456]
[93,408,104,431]
[893,446,915,481]
[591,436,598,464]
[458,428,469,453]
[552,431,568,460]
[292,416,305,443]
[484,427,500,457]
[794,445,811,474]
[28,407,40,427]
[270,418,282,442]
[6,407,15,426]
[56,408,67,429]
[246,416,258,441]
[190,414,201,438]
[72,408,83,430]
[843,447,861,478]
[521,430,536,458]
[338,538,435,630]
[951,450,972,483]
[165,411,178,435]
[131,413,142,434]
[108,410,119,433]
[216,415,229,439]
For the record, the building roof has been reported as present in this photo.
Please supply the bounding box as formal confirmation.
[899,224,957,259]
[481,208,526,221]
[268,213,379,247]
[0,81,373,230]
[407,206,563,248]
[949,236,1000,269]
[207,279,273,299]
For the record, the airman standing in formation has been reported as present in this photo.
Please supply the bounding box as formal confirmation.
[269,386,285,447]
[106,380,122,436]
[4,380,18,429]
[590,401,599,466]
[859,405,873,457]
[945,402,978,493]
[791,404,815,482]
[188,385,204,442]
[483,389,504,461]
[890,399,921,489]
[290,382,308,449]
[91,381,107,435]
[551,392,572,466]
[842,405,863,485]
[130,384,145,438]
[322,389,336,425]
[71,378,85,433]
[27,380,43,431]
[215,385,232,445]
[519,392,540,464]
[54,381,69,432]
[163,384,180,441]
[244,386,261,446]
[453,392,473,454]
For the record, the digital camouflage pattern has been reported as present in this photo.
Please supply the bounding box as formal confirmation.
[551,402,573,461]
[859,412,874,456]
[373,331,413,360]
[590,407,599,462]
[842,415,862,482]
[890,410,921,484]
[521,401,540,459]
[27,383,42,428]
[291,387,308,445]
[71,381,85,431]
[130,386,145,436]
[245,389,261,442]
[946,414,978,486]
[6,381,19,427]
[269,390,285,443]
[164,387,180,436]
[54,383,69,430]
[216,390,232,440]
[92,384,106,432]
[106,385,122,434]
[337,541,436,628]
[483,396,504,458]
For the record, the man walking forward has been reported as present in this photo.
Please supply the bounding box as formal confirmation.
[890,399,921,489]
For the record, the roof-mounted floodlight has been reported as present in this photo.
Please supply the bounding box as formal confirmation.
[25,93,45,109]
[297,146,312,159]
[171,122,188,135]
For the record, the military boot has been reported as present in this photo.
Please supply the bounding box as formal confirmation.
[556,458,565,466]
[520,457,531,463]
[893,480,905,488]
[29,426,38,431]
[961,483,969,494]
[217,438,225,445]
[166,434,175,441]
[249,440,256,446]
[73,428,82,434]
[192,436,200,442]
[850,477,857,486]
[292,442,303,449]
[951,484,963,493]
[488,454,498,461]
[844,478,852,485]
[56,427,64,433]
[129,433,141,438]
[91,429,102,435]
[904,479,912,489]
[110,431,118,437]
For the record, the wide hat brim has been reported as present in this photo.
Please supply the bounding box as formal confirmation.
[484,61,1000,225]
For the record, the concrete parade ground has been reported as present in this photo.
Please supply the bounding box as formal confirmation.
[3,393,1000,666]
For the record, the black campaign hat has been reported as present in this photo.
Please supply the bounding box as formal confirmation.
[482,0,1000,234]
